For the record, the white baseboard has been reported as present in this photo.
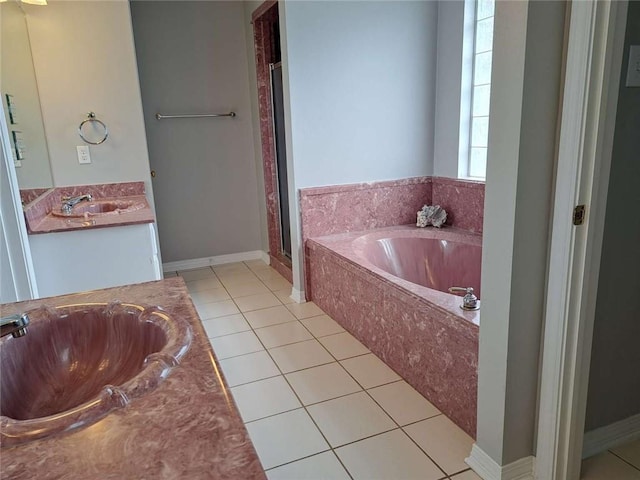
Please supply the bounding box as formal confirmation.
[466,444,535,480]
[163,250,267,272]
[260,251,271,265]
[583,413,640,459]
[290,287,306,304]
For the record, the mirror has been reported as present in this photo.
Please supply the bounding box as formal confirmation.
[1,1,53,191]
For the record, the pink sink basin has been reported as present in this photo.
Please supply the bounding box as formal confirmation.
[0,302,192,447]
[51,199,145,218]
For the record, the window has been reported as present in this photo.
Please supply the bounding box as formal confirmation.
[462,0,494,179]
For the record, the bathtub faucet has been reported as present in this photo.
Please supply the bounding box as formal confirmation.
[448,287,479,311]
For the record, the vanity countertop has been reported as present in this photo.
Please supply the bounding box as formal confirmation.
[23,182,155,234]
[0,278,266,480]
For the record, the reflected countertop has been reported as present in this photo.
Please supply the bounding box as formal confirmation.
[22,182,155,234]
[0,278,266,479]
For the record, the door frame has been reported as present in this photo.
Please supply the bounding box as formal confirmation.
[535,1,628,479]
[251,1,293,282]
[0,105,39,301]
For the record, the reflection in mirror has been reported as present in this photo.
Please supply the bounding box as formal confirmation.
[1,0,53,192]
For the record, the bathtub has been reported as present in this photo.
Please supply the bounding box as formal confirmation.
[306,225,481,437]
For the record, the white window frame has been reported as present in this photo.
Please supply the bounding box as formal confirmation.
[458,0,494,180]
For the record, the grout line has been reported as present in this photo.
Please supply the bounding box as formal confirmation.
[608,450,640,473]
[203,268,459,480]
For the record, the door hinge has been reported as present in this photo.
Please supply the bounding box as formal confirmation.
[573,205,586,226]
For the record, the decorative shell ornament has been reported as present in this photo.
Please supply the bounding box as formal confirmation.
[416,205,447,228]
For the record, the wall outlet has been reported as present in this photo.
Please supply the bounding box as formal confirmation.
[77,145,91,164]
[626,45,640,87]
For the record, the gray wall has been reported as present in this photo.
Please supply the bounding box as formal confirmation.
[476,0,565,465]
[283,1,437,188]
[433,0,465,178]
[280,0,438,294]
[131,1,263,263]
[243,1,269,254]
[26,1,153,191]
[585,1,640,431]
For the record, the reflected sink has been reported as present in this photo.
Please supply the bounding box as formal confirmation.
[0,302,192,447]
[51,199,145,218]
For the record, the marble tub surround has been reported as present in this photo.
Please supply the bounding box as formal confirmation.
[23,181,154,234]
[431,177,485,234]
[0,278,266,479]
[299,177,433,242]
[306,226,481,437]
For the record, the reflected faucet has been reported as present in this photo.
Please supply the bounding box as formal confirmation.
[61,194,92,214]
[0,313,30,338]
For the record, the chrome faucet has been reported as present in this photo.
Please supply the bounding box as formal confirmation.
[61,194,92,214]
[448,287,479,311]
[0,313,30,338]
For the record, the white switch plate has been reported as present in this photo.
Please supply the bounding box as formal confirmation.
[626,45,640,87]
[77,145,91,164]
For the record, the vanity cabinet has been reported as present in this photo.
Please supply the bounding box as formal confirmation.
[29,223,161,298]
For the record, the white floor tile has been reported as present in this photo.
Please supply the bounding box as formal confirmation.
[340,354,401,389]
[273,288,295,305]
[209,331,264,360]
[254,268,287,281]
[230,376,301,422]
[234,292,282,312]
[404,414,474,475]
[189,287,230,306]
[368,381,440,426]
[285,362,361,405]
[213,262,251,275]
[611,440,640,469]
[196,299,240,320]
[286,302,325,319]
[335,429,445,480]
[219,272,260,286]
[219,350,280,387]
[301,315,345,338]
[186,277,223,292]
[581,452,640,480]
[225,280,271,298]
[200,314,250,338]
[266,451,350,480]
[178,267,215,282]
[254,321,313,348]
[245,409,329,470]
[244,259,270,270]
[451,470,482,479]
[319,331,370,360]
[244,305,298,329]
[269,339,335,374]
[262,277,292,291]
[307,392,396,447]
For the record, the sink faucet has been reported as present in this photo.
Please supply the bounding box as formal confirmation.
[0,313,30,338]
[61,194,92,214]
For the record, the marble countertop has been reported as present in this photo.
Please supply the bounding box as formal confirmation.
[23,182,155,235]
[0,278,266,479]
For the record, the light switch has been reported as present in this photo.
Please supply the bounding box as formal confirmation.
[626,45,640,87]
[77,145,91,164]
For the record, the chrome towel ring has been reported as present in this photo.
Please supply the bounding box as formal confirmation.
[78,112,109,145]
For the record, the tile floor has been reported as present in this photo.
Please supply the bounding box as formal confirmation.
[169,260,640,480]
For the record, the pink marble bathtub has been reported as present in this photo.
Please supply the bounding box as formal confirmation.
[306,225,481,437]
